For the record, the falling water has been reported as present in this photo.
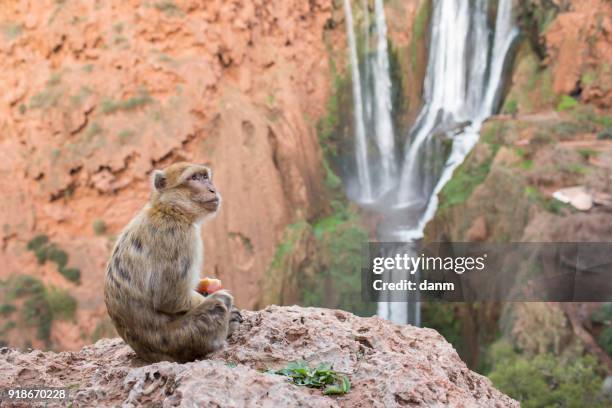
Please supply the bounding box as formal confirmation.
[371,0,397,193]
[339,0,518,324]
[343,0,373,201]
[393,0,518,238]
[376,0,518,324]
[343,0,397,202]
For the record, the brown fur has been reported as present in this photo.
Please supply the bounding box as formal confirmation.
[104,162,241,362]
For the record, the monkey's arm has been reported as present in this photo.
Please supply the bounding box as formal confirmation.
[153,290,204,315]
[188,290,206,308]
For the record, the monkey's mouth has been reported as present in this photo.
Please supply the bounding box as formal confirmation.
[202,197,220,211]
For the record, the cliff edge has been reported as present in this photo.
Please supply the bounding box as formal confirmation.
[0,306,517,407]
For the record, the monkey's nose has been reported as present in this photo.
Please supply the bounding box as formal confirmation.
[208,186,216,194]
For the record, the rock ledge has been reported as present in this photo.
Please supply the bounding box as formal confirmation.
[0,306,518,407]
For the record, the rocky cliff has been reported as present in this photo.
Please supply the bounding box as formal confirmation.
[422,0,612,388]
[0,0,343,350]
[0,306,518,407]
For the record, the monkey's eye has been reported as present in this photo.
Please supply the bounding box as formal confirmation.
[191,174,199,181]
[203,172,209,180]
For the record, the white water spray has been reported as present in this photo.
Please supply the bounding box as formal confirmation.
[373,0,517,324]
[343,0,397,202]
[341,0,517,324]
[343,0,373,201]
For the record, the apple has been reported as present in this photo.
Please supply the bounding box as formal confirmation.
[197,277,223,295]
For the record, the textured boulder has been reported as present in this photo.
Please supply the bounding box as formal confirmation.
[0,306,518,407]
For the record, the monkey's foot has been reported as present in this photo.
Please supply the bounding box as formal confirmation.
[228,307,243,337]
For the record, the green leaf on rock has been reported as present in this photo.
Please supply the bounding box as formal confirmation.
[269,360,350,396]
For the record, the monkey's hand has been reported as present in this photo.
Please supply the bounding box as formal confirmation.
[208,289,233,310]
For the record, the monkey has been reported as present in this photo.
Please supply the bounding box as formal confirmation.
[104,162,242,363]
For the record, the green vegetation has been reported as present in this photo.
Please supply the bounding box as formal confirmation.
[556,95,579,111]
[264,190,375,316]
[27,235,81,284]
[28,71,65,109]
[553,121,583,137]
[27,234,49,250]
[118,129,135,144]
[45,286,77,321]
[84,122,103,140]
[422,303,463,352]
[487,341,610,408]
[316,41,351,192]
[47,72,62,86]
[598,328,612,356]
[596,115,612,128]
[502,98,518,115]
[307,202,372,316]
[70,86,93,108]
[581,71,596,87]
[439,151,492,208]
[565,163,589,176]
[101,89,152,114]
[266,202,372,316]
[410,0,431,70]
[591,304,612,356]
[544,197,572,215]
[269,361,350,396]
[0,320,16,337]
[598,128,612,140]
[316,69,342,160]
[92,319,116,342]
[0,303,16,316]
[524,185,573,215]
[92,219,107,235]
[4,275,51,341]
[29,88,62,109]
[153,1,183,17]
[1,22,22,40]
[59,268,81,284]
[413,0,430,40]
[578,148,599,160]
[0,275,77,344]
[438,122,504,209]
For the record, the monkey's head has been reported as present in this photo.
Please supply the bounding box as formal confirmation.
[150,162,221,222]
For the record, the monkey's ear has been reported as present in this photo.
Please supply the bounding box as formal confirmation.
[152,170,166,191]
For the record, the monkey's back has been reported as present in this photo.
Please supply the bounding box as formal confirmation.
[104,209,202,360]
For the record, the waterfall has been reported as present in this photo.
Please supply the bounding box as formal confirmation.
[371,0,397,194]
[376,0,518,324]
[343,0,397,203]
[393,0,518,239]
[339,0,518,324]
[343,0,373,201]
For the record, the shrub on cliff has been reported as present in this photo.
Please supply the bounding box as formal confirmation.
[487,341,610,408]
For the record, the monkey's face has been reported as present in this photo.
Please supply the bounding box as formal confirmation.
[152,163,221,220]
[184,168,220,213]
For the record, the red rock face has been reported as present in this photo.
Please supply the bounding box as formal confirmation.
[0,0,338,350]
[545,0,612,108]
